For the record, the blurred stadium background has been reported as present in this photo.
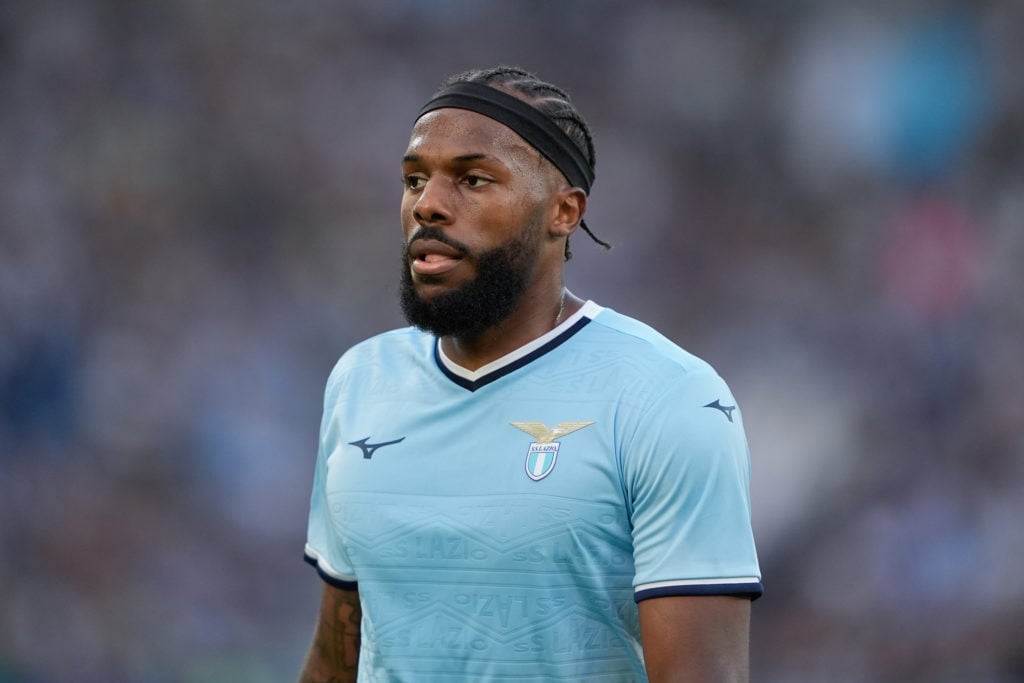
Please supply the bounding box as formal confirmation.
[2,1,1022,681]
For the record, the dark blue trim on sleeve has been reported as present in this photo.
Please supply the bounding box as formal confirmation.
[303,553,358,591]
[635,581,763,603]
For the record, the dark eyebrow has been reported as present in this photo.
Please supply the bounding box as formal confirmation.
[401,152,497,164]
[452,153,490,163]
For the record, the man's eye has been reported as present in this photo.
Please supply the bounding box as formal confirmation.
[464,175,491,188]
[404,176,426,190]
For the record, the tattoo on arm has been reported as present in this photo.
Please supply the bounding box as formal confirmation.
[299,587,362,683]
[325,588,361,673]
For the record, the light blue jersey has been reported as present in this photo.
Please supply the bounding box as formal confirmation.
[305,302,762,681]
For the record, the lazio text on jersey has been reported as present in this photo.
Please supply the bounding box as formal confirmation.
[304,301,762,682]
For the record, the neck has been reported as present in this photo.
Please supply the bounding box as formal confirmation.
[440,287,582,371]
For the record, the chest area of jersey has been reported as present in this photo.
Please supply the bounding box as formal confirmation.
[322,385,636,590]
[324,389,618,497]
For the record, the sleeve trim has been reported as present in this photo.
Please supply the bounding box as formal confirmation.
[635,578,763,602]
[303,545,358,591]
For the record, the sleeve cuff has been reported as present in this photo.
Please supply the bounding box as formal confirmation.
[303,546,358,591]
[635,578,763,602]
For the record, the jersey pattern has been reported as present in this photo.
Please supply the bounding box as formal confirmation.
[305,302,762,682]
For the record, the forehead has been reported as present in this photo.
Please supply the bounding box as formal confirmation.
[405,108,539,163]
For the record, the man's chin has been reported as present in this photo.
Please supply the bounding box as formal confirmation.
[409,277,459,306]
[400,281,494,339]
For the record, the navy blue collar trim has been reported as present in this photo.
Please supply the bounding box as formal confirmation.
[434,317,591,392]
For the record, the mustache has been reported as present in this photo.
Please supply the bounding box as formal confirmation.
[406,225,470,257]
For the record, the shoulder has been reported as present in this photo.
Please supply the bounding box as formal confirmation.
[323,326,432,401]
[585,305,720,383]
[335,326,430,367]
[579,305,740,426]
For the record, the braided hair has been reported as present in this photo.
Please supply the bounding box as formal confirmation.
[438,66,612,261]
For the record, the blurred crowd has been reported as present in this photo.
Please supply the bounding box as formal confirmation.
[1,1,1021,681]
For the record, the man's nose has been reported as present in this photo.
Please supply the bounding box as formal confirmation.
[413,177,453,225]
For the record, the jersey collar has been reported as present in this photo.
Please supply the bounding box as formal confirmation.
[434,300,602,392]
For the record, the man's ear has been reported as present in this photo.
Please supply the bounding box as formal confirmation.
[549,188,587,238]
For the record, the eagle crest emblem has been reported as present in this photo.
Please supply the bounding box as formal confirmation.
[510,421,595,481]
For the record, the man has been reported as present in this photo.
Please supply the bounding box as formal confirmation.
[299,66,762,682]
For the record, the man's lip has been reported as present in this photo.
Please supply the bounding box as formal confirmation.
[408,238,464,262]
[408,238,465,277]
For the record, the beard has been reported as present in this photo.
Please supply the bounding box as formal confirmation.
[399,218,543,338]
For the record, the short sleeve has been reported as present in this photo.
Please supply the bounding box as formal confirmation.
[624,368,762,601]
[303,366,358,590]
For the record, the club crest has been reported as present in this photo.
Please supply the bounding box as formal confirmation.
[510,421,595,481]
[525,443,559,480]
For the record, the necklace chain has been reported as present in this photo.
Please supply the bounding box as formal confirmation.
[554,289,567,327]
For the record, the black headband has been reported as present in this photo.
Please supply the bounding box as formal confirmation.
[416,82,594,194]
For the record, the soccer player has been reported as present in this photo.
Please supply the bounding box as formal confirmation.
[299,66,762,682]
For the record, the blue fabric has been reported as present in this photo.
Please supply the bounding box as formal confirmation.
[305,302,761,681]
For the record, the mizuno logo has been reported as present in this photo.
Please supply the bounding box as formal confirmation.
[704,399,737,422]
[348,436,405,459]
[510,421,596,481]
